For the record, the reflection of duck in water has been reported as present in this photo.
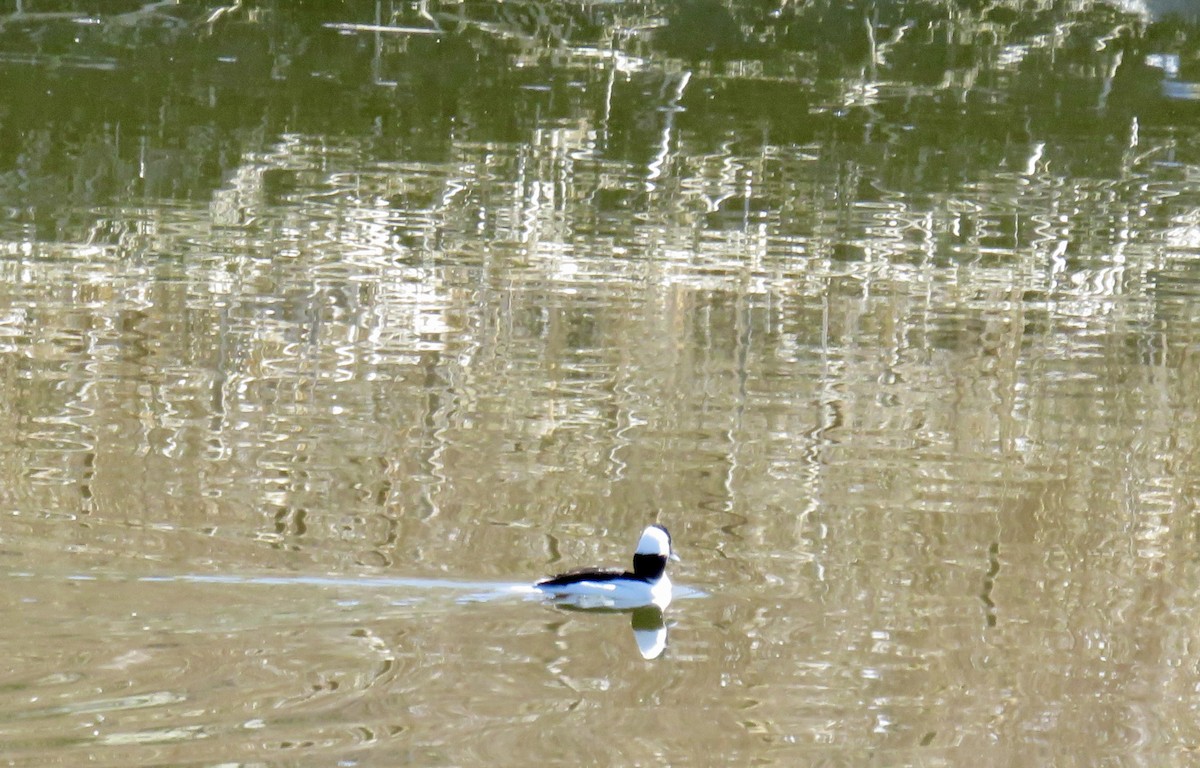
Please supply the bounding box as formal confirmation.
[551,603,671,660]
[630,605,669,659]
[534,525,678,610]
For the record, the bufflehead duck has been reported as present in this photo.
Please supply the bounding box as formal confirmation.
[534,524,679,609]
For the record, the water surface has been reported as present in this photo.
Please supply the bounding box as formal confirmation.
[2,0,1200,764]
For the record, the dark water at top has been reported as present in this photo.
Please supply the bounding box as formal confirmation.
[1,0,1200,764]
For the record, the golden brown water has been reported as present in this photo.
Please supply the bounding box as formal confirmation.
[2,1,1200,765]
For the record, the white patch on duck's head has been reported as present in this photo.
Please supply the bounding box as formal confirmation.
[635,524,674,558]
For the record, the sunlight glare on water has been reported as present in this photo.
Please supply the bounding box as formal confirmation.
[2,0,1200,765]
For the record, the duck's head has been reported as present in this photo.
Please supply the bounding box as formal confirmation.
[632,524,679,580]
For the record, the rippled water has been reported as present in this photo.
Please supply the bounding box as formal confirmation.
[3,1,1200,765]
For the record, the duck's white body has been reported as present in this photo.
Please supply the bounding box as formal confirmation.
[534,525,677,610]
[538,572,674,609]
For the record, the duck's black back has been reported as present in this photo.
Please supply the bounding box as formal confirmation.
[537,567,640,587]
